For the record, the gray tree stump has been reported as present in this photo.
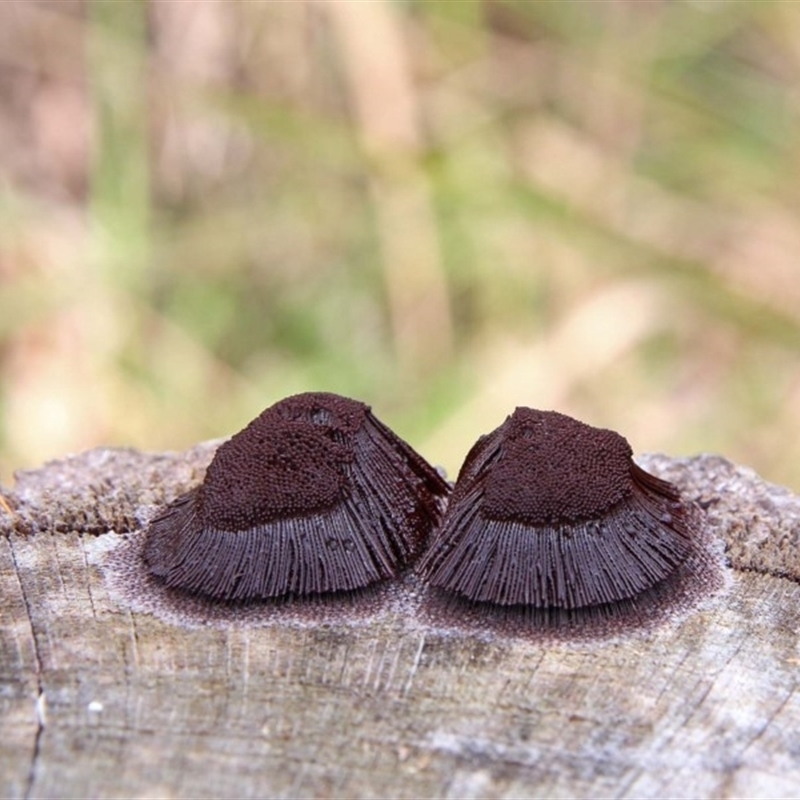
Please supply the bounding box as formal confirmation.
[2,443,799,799]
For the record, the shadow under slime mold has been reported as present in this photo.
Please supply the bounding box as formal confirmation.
[417,408,722,636]
[143,392,450,602]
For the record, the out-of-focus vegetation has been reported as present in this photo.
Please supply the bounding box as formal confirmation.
[1,0,799,490]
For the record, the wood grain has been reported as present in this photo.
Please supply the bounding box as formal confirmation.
[2,447,799,799]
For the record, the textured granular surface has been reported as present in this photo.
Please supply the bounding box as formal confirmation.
[201,421,350,528]
[482,408,633,525]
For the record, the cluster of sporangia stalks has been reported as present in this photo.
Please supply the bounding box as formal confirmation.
[144,392,700,614]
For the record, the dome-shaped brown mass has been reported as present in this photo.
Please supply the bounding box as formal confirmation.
[418,408,699,610]
[482,409,634,525]
[144,392,450,601]
[201,421,350,529]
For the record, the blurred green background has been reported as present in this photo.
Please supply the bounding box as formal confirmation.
[1,0,799,490]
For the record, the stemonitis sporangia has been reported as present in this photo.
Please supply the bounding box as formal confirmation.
[417,408,705,613]
[142,396,714,624]
[143,392,450,600]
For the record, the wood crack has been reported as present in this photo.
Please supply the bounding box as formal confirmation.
[8,537,46,800]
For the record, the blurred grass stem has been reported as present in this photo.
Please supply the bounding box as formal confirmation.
[326,0,453,376]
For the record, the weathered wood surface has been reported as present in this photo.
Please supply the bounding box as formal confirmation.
[2,444,800,799]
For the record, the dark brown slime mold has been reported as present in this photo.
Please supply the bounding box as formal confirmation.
[418,408,702,612]
[143,392,449,601]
